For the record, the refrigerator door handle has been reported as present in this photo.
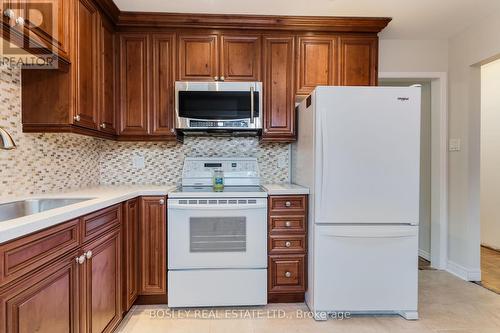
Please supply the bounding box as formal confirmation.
[321,228,418,239]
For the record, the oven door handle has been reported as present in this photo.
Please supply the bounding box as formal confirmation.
[169,203,267,210]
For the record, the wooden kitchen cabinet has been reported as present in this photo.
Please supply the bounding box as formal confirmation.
[296,36,338,95]
[268,195,308,302]
[220,35,261,81]
[21,0,117,139]
[139,197,167,297]
[151,33,176,137]
[262,36,296,142]
[118,33,150,136]
[339,36,378,86]
[73,0,99,130]
[178,34,218,81]
[122,199,139,312]
[80,228,122,333]
[0,252,80,333]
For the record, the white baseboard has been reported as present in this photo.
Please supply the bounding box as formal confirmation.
[446,260,481,281]
[418,249,431,261]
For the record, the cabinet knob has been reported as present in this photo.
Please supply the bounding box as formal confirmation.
[285,241,292,248]
[285,221,292,228]
[220,76,225,81]
[159,199,165,205]
[214,76,219,81]
[84,250,93,259]
[74,114,81,122]
[285,271,292,278]
[99,123,106,129]
[285,201,292,207]
[3,9,15,19]
[15,16,24,26]
[75,255,86,265]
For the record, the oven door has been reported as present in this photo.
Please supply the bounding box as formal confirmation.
[175,81,262,130]
[167,198,268,269]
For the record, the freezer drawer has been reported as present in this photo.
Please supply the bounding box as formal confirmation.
[168,269,267,307]
[313,225,418,313]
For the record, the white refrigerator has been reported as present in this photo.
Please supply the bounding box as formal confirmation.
[292,86,421,320]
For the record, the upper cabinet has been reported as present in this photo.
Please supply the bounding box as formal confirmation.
[17,8,388,142]
[178,34,218,81]
[296,36,338,95]
[339,36,378,86]
[21,0,117,139]
[117,32,177,140]
[220,35,261,81]
[262,36,295,142]
[178,33,261,82]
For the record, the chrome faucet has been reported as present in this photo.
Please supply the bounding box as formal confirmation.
[0,127,16,150]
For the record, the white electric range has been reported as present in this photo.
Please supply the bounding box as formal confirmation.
[167,157,268,308]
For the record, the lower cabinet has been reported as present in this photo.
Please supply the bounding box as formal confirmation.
[139,197,167,298]
[122,199,140,311]
[80,229,122,333]
[0,252,80,333]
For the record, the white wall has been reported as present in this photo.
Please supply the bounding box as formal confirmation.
[379,39,449,73]
[480,59,500,251]
[447,12,500,280]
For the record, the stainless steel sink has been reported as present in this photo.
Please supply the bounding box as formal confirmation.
[0,198,95,222]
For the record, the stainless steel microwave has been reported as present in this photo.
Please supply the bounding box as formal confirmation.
[175,81,263,133]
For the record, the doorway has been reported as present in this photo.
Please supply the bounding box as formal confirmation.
[479,59,500,294]
[378,72,448,270]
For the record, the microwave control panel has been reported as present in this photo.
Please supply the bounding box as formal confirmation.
[189,120,249,128]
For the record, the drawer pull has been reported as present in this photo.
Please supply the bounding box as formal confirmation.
[84,250,93,259]
[285,271,292,278]
[285,241,292,248]
[285,221,292,227]
[285,201,292,207]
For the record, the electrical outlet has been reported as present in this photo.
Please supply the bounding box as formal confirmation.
[132,155,145,169]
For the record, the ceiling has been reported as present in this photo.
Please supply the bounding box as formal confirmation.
[113,0,500,39]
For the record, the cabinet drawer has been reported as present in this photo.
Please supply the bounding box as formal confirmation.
[0,219,80,287]
[269,196,306,214]
[268,254,306,293]
[269,235,306,254]
[81,204,121,243]
[269,216,306,234]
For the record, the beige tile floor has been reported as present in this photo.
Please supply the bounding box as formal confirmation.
[116,271,500,333]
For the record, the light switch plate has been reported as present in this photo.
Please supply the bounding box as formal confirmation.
[132,155,145,169]
[449,139,461,152]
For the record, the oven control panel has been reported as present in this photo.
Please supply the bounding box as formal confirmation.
[181,157,260,186]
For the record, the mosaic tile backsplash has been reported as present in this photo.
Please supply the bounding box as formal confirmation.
[0,64,289,197]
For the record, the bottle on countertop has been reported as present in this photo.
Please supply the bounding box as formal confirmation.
[213,169,224,192]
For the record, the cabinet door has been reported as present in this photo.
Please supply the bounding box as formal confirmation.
[122,199,139,312]
[339,36,378,86]
[0,253,80,333]
[81,229,121,333]
[151,33,176,137]
[73,0,99,130]
[178,34,218,81]
[139,197,167,295]
[98,16,116,135]
[220,35,261,81]
[25,0,71,60]
[296,36,338,95]
[118,33,149,135]
[262,36,296,142]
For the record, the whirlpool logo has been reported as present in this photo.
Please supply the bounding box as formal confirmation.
[397,97,410,102]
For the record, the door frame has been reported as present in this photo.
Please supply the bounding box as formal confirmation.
[379,72,449,270]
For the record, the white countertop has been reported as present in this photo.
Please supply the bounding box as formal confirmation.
[0,183,309,244]
[0,185,175,244]
[261,183,310,195]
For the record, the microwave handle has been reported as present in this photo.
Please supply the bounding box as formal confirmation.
[250,86,254,124]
